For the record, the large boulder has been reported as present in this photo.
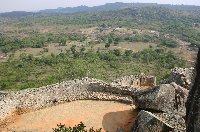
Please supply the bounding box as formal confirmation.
[133,110,186,132]
[132,110,173,132]
[133,82,188,116]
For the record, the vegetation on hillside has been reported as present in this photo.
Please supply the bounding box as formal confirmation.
[0,47,188,91]
[0,4,197,91]
[1,6,200,53]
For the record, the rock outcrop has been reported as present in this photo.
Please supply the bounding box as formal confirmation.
[133,110,173,132]
[133,82,188,116]
[131,66,195,132]
[133,110,186,132]
[161,67,194,90]
[186,49,200,132]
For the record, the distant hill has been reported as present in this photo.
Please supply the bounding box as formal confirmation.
[0,11,34,17]
[39,2,157,14]
[0,2,200,17]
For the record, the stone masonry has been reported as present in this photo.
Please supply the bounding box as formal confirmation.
[111,74,156,88]
[0,74,156,123]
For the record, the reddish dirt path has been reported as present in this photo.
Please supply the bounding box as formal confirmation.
[2,100,137,132]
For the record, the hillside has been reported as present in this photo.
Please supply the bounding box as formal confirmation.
[0,2,156,17]
[1,3,199,90]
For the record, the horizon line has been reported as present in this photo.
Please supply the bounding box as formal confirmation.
[0,2,199,13]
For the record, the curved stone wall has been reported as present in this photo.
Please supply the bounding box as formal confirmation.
[0,75,154,121]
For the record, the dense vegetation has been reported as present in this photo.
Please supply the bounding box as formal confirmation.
[0,47,188,91]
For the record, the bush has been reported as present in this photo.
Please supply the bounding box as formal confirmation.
[124,50,133,57]
[53,122,102,132]
[160,38,178,48]
[114,41,119,45]
[105,43,110,49]
[113,49,121,56]
[43,48,49,52]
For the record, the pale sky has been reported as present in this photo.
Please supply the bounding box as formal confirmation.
[0,0,200,12]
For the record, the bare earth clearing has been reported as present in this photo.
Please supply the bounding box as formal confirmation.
[3,100,137,132]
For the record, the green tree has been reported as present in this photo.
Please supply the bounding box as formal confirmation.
[105,43,110,49]
[80,47,86,53]
[59,38,67,46]
[108,37,113,44]
[124,50,133,57]
[70,45,77,55]
[160,39,178,48]
[113,49,121,56]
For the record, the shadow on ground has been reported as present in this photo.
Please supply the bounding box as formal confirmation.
[102,109,138,132]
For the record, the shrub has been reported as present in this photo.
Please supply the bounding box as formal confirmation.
[43,48,49,52]
[124,50,133,57]
[53,122,102,132]
[113,49,121,56]
[160,38,178,48]
[105,43,110,49]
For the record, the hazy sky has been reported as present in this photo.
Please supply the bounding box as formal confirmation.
[0,0,200,12]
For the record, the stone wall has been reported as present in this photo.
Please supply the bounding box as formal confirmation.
[0,75,155,122]
[111,74,156,88]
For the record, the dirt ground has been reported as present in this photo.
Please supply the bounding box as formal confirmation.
[2,100,137,132]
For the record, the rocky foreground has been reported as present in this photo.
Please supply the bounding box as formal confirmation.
[132,67,194,132]
[0,67,194,132]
